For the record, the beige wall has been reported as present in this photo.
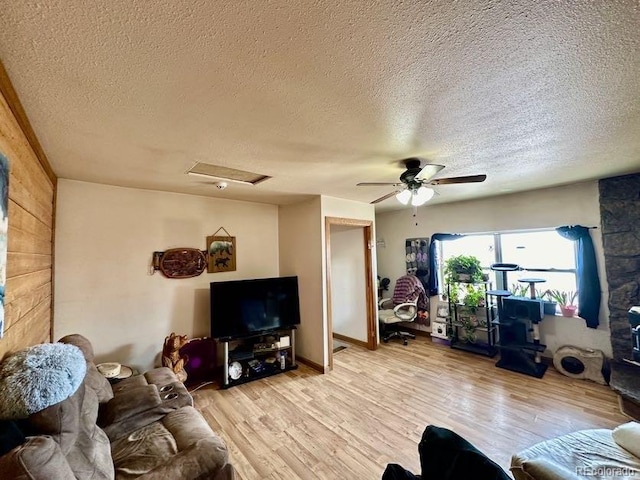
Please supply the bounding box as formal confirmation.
[376,181,612,357]
[321,196,376,363]
[278,198,324,366]
[0,84,55,359]
[329,225,367,342]
[278,196,376,369]
[54,179,279,370]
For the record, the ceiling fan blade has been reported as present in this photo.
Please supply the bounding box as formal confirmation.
[414,164,446,182]
[357,182,403,187]
[371,191,398,204]
[429,174,487,185]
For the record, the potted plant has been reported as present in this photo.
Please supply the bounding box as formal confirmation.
[462,284,485,314]
[459,315,478,343]
[548,289,578,317]
[536,289,559,315]
[444,255,484,284]
[509,283,530,298]
[462,283,487,328]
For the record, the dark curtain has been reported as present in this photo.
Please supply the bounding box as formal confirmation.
[428,233,465,296]
[556,225,601,328]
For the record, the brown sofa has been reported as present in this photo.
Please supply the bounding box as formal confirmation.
[0,334,235,479]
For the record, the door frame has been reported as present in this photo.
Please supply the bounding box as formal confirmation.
[325,216,377,371]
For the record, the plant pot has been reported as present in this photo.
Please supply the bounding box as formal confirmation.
[560,305,577,317]
[456,273,471,282]
[543,301,558,315]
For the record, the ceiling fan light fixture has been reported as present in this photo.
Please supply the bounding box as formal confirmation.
[396,189,412,205]
[411,186,435,206]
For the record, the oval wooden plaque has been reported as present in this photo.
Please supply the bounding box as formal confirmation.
[159,248,207,279]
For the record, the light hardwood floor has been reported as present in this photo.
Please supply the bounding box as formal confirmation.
[192,337,628,479]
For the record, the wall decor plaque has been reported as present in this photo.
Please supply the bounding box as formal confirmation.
[153,248,207,279]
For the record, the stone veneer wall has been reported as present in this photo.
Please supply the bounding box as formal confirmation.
[599,172,640,361]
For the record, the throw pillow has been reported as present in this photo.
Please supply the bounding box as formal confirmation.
[612,421,640,458]
[0,343,86,420]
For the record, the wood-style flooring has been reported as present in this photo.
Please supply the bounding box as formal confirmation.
[192,337,628,479]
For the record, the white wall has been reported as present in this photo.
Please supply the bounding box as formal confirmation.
[54,179,279,370]
[321,196,377,223]
[321,196,377,360]
[279,196,376,369]
[330,225,367,342]
[376,181,612,357]
[278,198,324,367]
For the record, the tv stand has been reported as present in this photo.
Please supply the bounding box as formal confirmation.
[220,326,297,388]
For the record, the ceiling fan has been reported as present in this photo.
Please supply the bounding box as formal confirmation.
[357,158,487,205]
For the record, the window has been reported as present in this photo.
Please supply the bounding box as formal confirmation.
[440,229,577,295]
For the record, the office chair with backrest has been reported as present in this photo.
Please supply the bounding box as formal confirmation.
[378,274,428,345]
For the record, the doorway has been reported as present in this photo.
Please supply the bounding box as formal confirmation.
[325,217,377,370]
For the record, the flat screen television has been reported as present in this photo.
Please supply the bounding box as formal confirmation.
[210,276,301,339]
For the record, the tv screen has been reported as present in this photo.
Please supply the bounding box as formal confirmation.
[210,276,301,339]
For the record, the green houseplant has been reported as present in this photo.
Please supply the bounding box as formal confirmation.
[462,284,485,314]
[509,283,530,298]
[548,289,578,317]
[444,255,484,284]
[461,283,487,333]
[536,289,559,315]
[509,285,557,315]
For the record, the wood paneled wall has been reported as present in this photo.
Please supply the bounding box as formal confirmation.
[0,62,56,359]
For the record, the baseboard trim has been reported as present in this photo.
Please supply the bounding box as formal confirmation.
[296,355,328,374]
[332,332,368,349]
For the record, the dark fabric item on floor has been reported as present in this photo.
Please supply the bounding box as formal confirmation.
[419,425,511,480]
[381,463,421,480]
[381,425,510,480]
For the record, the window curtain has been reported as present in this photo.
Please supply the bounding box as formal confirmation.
[556,225,601,328]
[428,233,465,296]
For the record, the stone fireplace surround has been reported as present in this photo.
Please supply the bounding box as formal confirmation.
[599,172,640,418]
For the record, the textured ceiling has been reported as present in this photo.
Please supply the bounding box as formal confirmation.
[1,1,639,211]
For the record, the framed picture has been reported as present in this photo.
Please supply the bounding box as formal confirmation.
[207,235,236,273]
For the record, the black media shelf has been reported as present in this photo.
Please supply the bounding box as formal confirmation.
[221,364,298,389]
[220,326,297,389]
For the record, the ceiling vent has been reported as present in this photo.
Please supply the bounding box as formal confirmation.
[186,162,271,185]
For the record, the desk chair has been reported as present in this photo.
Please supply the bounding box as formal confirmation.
[378,274,429,345]
[378,298,418,345]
